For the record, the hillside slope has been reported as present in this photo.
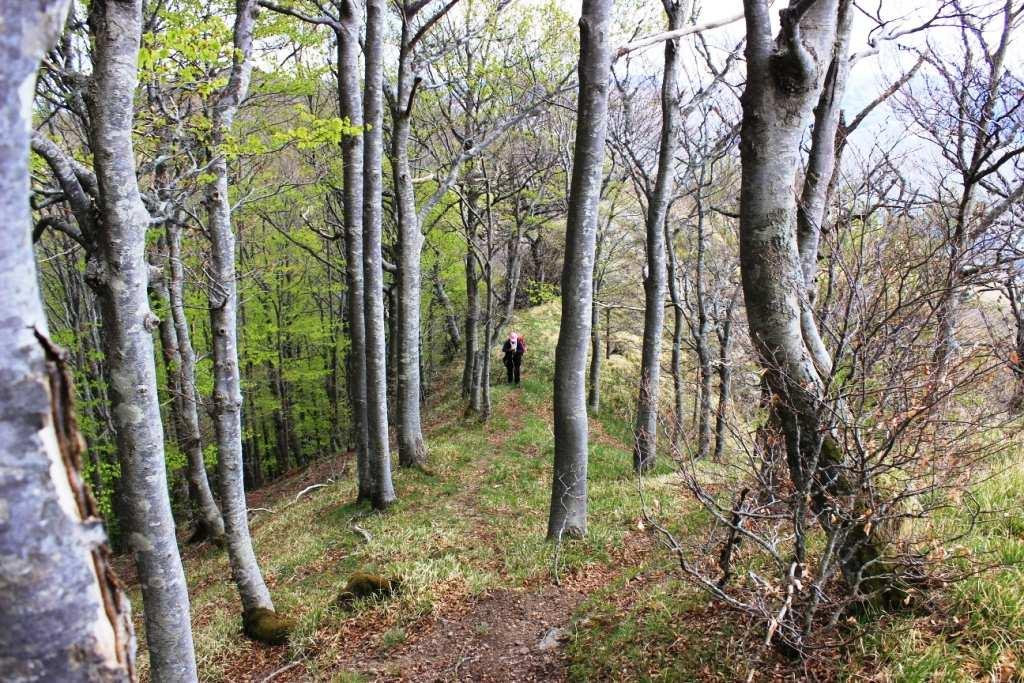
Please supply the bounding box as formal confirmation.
[134,300,1024,682]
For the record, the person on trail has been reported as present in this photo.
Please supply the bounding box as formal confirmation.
[502,332,526,385]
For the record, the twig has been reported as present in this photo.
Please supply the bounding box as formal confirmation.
[351,522,372,544]
[259,661,301,682]
[291,482,329,505]
[718,487,750,588]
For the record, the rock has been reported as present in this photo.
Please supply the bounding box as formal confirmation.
[537,627,568,651]
[335,571,402,609]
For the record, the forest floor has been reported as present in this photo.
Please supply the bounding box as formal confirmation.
[128,301,1024,682]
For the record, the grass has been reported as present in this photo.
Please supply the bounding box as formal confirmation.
[131,299,1024,681]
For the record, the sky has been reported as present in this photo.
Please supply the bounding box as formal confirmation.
[568,0,1022,187]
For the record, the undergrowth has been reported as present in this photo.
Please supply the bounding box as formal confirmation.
[130,300,1024,681]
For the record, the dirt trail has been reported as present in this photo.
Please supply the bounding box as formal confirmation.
[243,385,647,682]
[363,586,583,682]
[343,394,637,683]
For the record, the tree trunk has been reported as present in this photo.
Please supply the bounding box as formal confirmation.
[633,0,687,473]
[1007,280,1024,414]
[547,0,614,541]
[587,288,602,414]
[150,257,191,521]
[166,223,225,542]
[333,12,373,501]
[85,1,198,677]
[694,209,712,460]
[482,258,494,419]
[738,0,882,593]
[795,0,853,376]
[665,224,686,453]
[391,41,428,467]
[0,3,135,677]
[431,270,462,359]
[205,0,276,619]
[362,0,397,507]
[464,237,481,404]
[713,288,738,461]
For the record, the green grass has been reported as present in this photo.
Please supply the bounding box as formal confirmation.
[128,302,687,680]
[132,299,1024,681]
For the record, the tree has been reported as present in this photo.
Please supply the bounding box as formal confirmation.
[630,0,689,474]
[547,0,615,541]
[894,0,1024,399]
[737,0,884,593]
[0,2,135,678]
[204,0,285,630]
[86,1,201,676]
[363,0,399,506]
[162,219,226,542]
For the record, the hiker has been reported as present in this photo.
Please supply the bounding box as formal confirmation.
[502,332,526,385]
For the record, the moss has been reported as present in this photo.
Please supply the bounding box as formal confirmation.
[334,572,402,609]
[241,607,296,645]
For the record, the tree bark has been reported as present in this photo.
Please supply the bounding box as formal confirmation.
[587,287,602,414]
[334,12,373,501]
[205,0,275,616]
[547,0,614,540]
[665,223,686,453]
[431,271,463,359]
[738,0,881,592]
[85,1,199,677]
[632,0,688,473]
[712,288,738,461]
[464,234,481,405]
[1,3,135,678]
[362,0,397,507]
[391,38,428,467]
[164,224,226,542]
[694,206,712,460]
[794,0,853,377]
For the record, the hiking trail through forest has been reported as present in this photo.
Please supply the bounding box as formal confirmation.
[129,302,684,682]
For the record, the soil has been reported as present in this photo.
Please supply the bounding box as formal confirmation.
[362,586,584,682]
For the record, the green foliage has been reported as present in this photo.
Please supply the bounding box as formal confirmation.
[525,281,558,306]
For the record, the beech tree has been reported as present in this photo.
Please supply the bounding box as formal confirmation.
[629,0,688,474]
[0,2,135,679]
[737,0,892,597]
[547,0,615,540]
[204,0,284,627]
[363,0,399,507]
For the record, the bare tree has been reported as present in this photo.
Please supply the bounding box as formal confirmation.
[0,2,135,678]
[894,0,1024,398]
[630,0,691,473]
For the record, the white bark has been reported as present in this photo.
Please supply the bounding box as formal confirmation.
[335,2,373,503]
[363,0,398,507]
[206,0,275,615]
[85,1,198,677]
[547,0,615,540]
[1,2,135,679]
